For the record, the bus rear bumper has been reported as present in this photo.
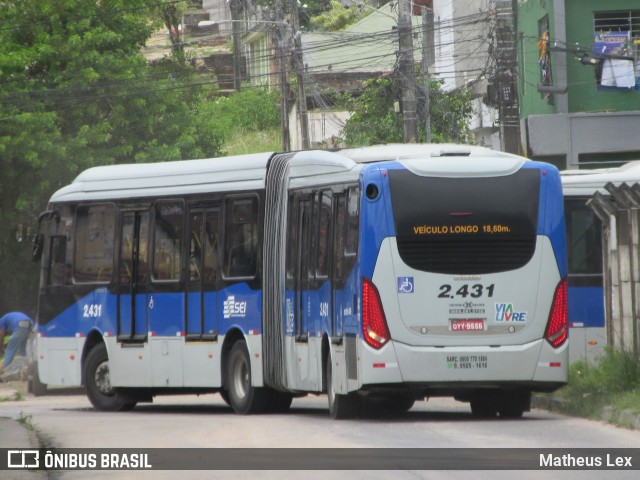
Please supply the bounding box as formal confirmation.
[360,338,568,390]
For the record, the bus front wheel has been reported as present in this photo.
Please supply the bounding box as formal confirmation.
[226,340,271,414]
[84,343,136,412]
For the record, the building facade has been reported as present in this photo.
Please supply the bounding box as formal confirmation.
[515,0,640,169]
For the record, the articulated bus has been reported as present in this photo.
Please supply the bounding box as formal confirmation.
[34,144,568,419]
[561,161,640,363]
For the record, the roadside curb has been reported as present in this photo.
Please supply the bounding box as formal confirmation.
[532,394,640,431]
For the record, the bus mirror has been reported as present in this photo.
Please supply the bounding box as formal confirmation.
[32,233,44,262]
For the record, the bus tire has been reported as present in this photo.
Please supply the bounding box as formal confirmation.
[226,340,270,414]
[28,362,48,397]
[84,343,136,412]
[498,391,530,419]
[388,395,415,413]
[219,389,231,407]
[470,399,498,418]
[498,404,525,419]
[326,354,358,420]
[268,390,293,413]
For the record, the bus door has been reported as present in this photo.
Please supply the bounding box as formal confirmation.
[117,210,150,342]
[316,191,333,336]
[186,207,220,340]
[295,198,312,341]
[332,190,359,337]
[331,194,347,341]
[331,189,359,386]
[292,197,313,388]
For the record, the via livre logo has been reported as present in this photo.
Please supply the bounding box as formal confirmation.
[495,303,527,322]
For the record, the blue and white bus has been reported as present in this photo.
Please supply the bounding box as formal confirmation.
[34,144,568,419]
[561,161,640,363]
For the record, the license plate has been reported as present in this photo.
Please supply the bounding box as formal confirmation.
[450,319,485,331]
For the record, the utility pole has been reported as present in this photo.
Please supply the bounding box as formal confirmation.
[421,6,433,143]
[398,0,418,143]
[494,0,520,154]
[290,0,310,150]
[230,0,242,91]
[274,0,290,151]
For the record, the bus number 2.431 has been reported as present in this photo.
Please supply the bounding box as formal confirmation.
[438,284,495,299]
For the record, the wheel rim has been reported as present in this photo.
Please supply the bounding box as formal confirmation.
[233,356,249,400]
[94,360,114,396]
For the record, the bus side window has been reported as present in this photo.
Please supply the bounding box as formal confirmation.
[120,215,134,285]
[333,195,347,286]
[317,191,332,280]
[565,198,603,276]
[285,194,298,289]
[346,187,359,255]
[153,201,184,281]
[189,211,204,282]
[224,197,258,279]
[344,187,360,276]
[74,204,116,283]
[48,236,67,286]
[189,208,219,284]
[203,209,220,284]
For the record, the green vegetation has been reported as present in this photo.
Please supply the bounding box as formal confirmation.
[224,129,282,156]
[309,0,372,31]
[0,1,226,313]
[339,76,475,147]
[209,88,281,143]
[547,349,640,425]
[18,412,34,429]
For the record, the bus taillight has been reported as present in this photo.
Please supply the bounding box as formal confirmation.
[545,278,568,348]
[362,278,391,349]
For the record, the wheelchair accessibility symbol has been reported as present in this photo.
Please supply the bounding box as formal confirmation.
[397,277,414,294]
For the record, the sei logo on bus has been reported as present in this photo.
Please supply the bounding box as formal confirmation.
[495,303,527,322]
[223,296,247,319]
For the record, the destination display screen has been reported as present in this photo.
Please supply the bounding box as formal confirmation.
[388,168,540,275]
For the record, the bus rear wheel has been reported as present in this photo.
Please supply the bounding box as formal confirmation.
[84,343,136,412]
[326,354,358,419]
[226,340,271,414]
[268,390,293,413]
[470,399,498,418]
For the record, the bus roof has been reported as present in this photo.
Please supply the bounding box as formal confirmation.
[49,144,531,203]
[561,161,640,196]
[49,152,274,203]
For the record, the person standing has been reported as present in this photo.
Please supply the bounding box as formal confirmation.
[0,311,34,369]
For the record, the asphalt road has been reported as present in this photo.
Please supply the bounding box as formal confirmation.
[1,388,639,480]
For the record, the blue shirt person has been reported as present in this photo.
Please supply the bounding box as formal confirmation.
[0,312,34,369]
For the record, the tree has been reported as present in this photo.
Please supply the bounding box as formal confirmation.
[309,0,371,32]
[0,0,224,313]
[340,75,476,147]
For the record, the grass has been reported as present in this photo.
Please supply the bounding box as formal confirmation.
[17,412,34,430]
[548,349,640,424]
[222,128,282,156]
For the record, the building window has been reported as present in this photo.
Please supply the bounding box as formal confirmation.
[593,11,640,90]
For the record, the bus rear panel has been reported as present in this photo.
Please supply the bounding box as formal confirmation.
[354,154,567,415]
